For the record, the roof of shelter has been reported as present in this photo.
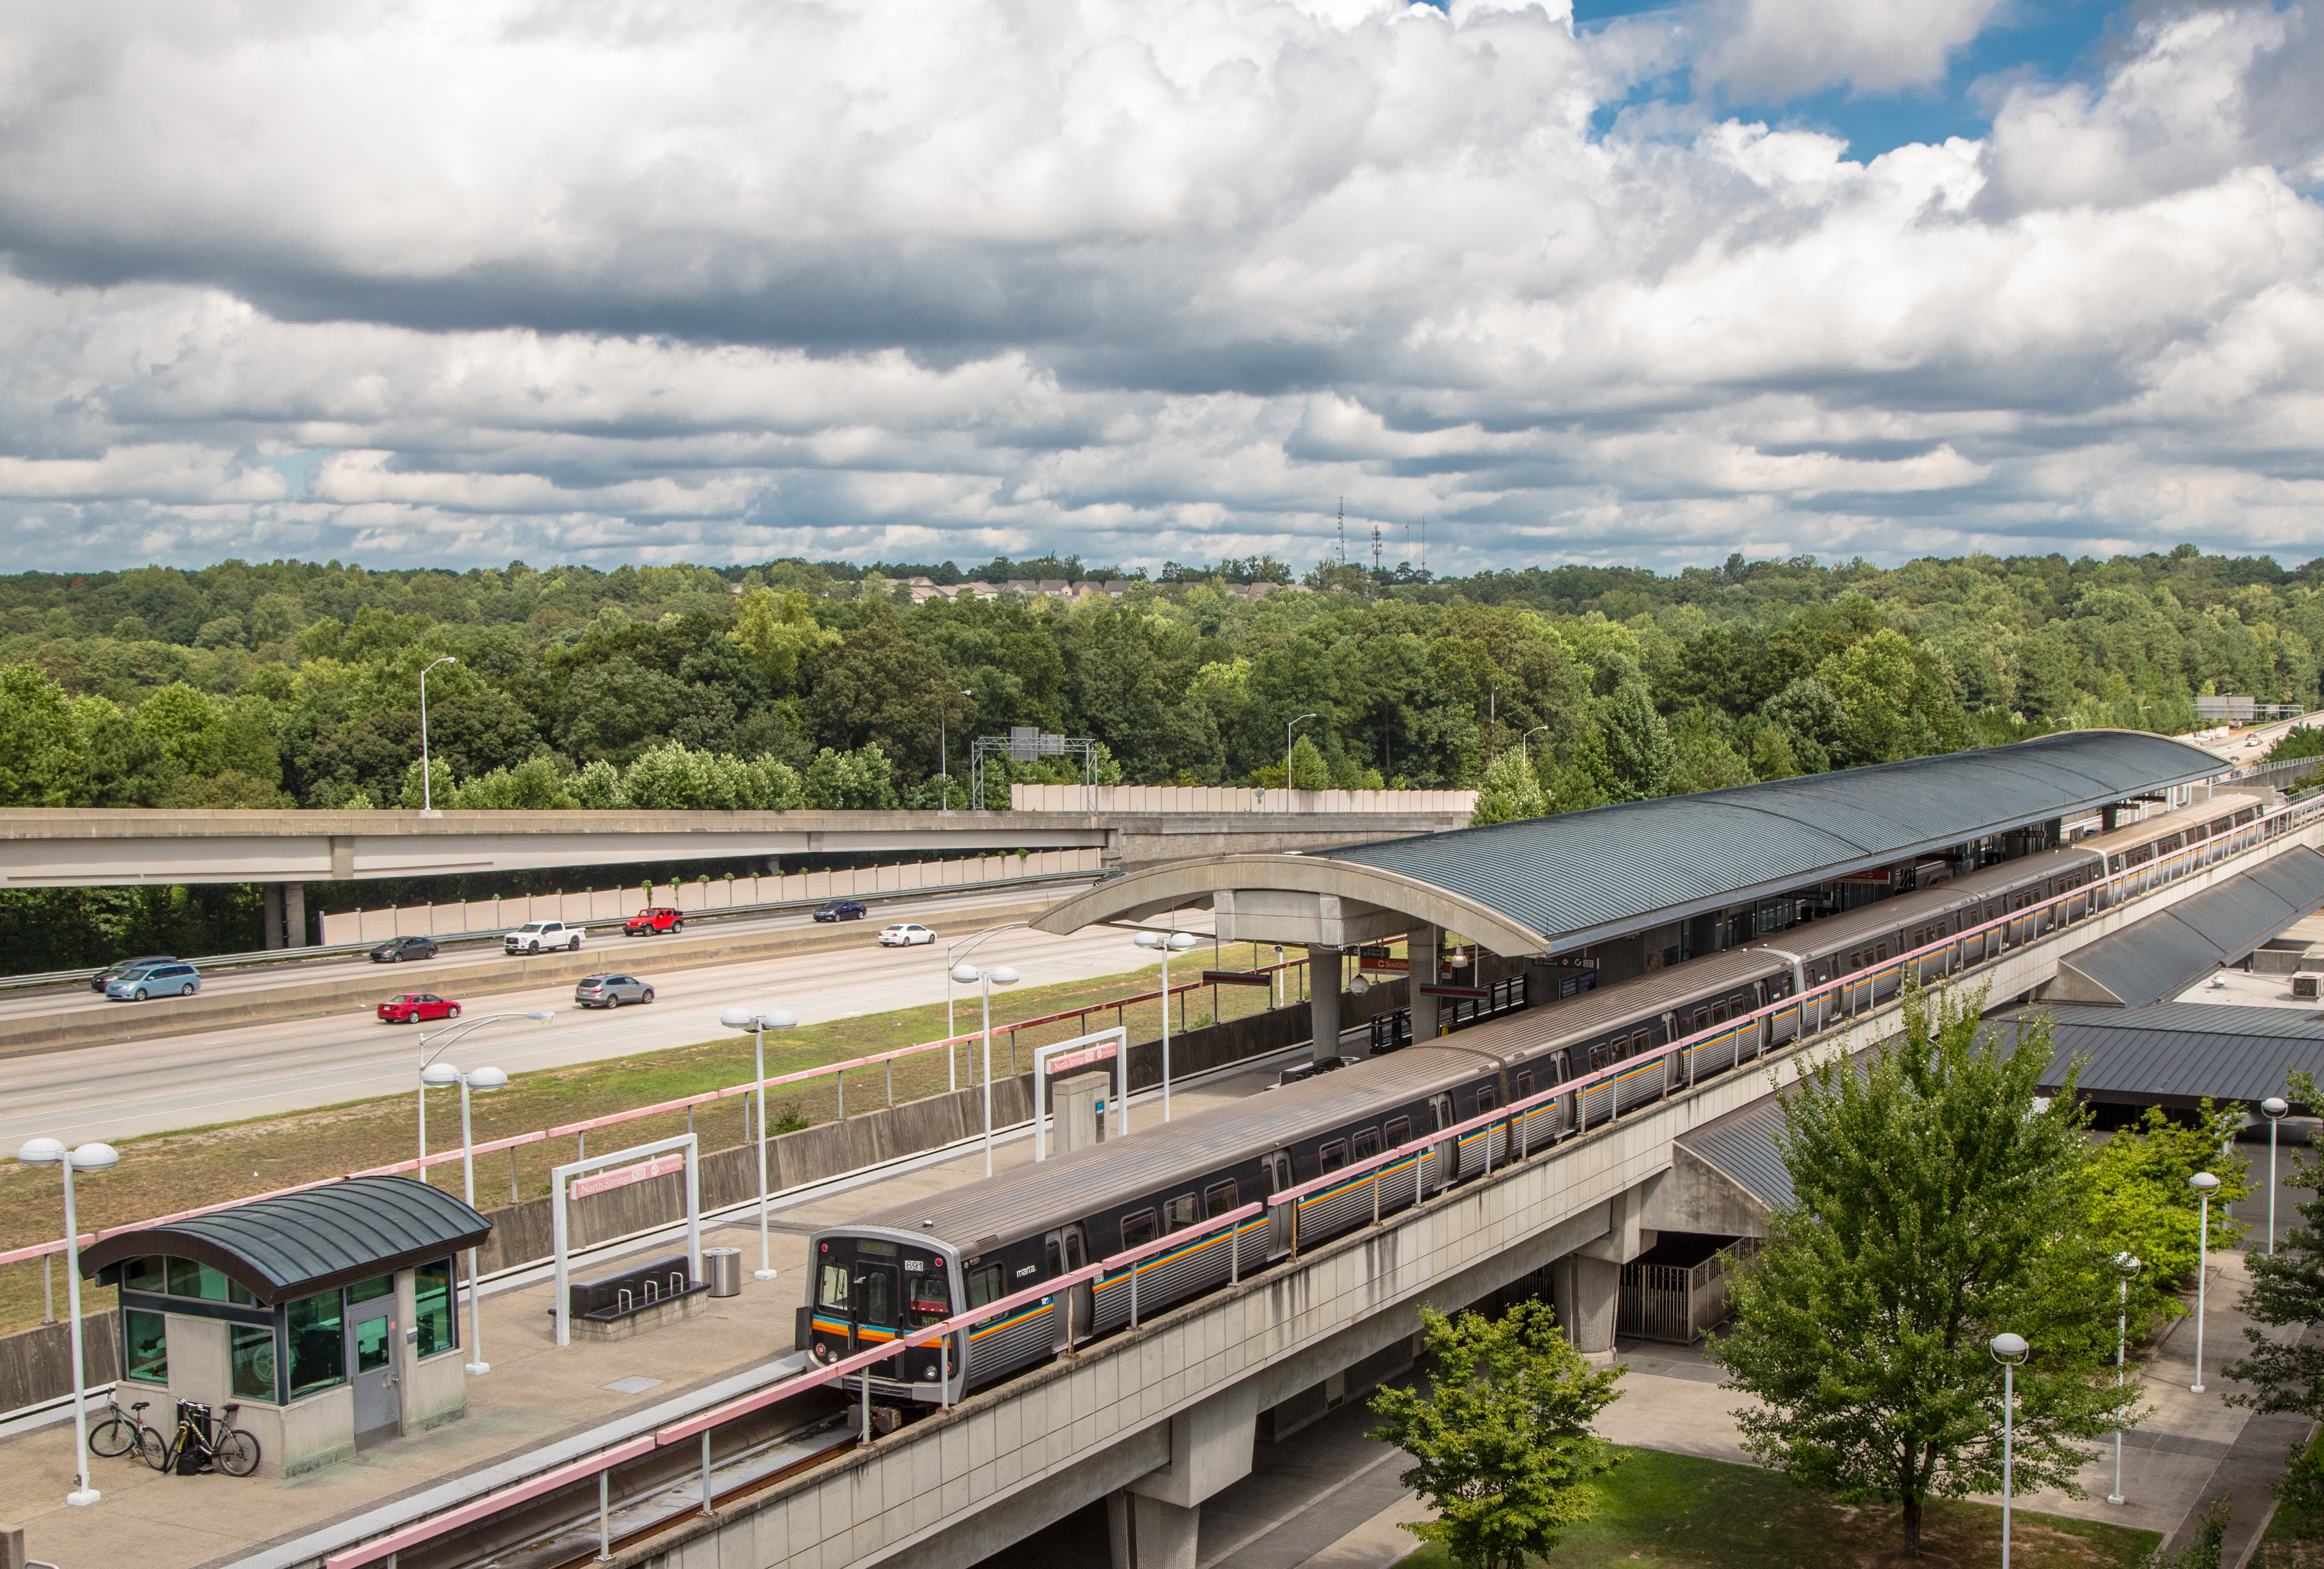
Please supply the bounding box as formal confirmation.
[2008,1002,2324,1109]
[79,1176,490,1306]
[2050,850,2324,1007]
[1037,731,2225,955]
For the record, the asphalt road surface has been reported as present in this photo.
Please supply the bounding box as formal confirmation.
[0,893,1226,1151]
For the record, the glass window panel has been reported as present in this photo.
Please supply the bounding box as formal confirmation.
[967,1265,1004,1310]
[230,1324,276,1402]
[906,1273,950,1326]
[1202,1180,1238,1218]
[414,1259,455,1358]
[1120,1210,1157,1250]
[123,1309,168,1385]
[858,1267,893,1326]
[347,1274,395,1305]
[1319,1141,1348,1173]
[123,1256,165,1295]
[1163,1193,1198,1232]
[167,1258,231,1301]
[818,1264,851,1309]
[353,1313,392,1375]
[286,1290,345,1398]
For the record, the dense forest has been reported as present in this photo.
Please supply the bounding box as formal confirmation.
[2,544,2318,967]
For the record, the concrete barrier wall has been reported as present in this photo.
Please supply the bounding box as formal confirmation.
[0,1310,117,1414]
[1010,785,1477,815]
[320,851,1102,946]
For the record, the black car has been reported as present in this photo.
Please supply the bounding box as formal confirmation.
[92,955,176,993]
[369,935,439,963]
[813,899,869,922]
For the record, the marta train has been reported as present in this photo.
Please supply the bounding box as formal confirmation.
[798,792,2270,1410]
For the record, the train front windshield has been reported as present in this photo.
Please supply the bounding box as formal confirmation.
[810,1235,958,1397]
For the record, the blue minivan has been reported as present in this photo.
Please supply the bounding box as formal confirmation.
[104,961,201,1001]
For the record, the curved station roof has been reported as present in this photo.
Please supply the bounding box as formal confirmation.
[1034,731,2227,956]
[81,1176,492,1305]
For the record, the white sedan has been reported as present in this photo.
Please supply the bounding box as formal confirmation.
[878,922,938,947]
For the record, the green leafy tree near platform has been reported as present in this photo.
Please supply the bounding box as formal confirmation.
[1368,1300,1624,1569]
[1711,983,2136,1560]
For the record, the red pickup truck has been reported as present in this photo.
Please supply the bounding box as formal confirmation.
[624,907,686,936]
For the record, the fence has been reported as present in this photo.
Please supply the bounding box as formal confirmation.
[1618,1239,1760,1344]
[1008,785,1476,814]
[318,849,1102,945]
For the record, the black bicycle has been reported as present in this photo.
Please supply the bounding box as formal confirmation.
[143,1399,260,1477]
[87,1394,162,1459]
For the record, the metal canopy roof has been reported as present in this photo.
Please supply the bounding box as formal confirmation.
[1675,1095,1796,1212]
[79,1177,491,1306]
[1320,731,2223,953]
[2051,850,2324,1007]
[2009,1003,2324,1110]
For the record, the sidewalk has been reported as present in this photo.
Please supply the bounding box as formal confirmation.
[0,1059,1292,1569]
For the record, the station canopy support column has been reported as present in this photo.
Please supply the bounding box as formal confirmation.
[1408,923,1439,1041]
[1308,945,1341,1063]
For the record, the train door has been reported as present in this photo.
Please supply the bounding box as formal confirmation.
[852,1256,899,1374]
[1262,1151,1293,1254]
[1429,1094,1457,1191]
[1044,1225,1091,1350]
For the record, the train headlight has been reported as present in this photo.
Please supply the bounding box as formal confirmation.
[921,1365,939,1380]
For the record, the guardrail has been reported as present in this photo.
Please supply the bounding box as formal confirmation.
[308,785,2324,1569]
[0,869,1102,992]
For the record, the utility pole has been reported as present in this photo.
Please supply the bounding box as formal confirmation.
[1337,498,1346,566]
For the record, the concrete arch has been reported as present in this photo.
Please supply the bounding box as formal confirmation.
[1031,855,1548,956]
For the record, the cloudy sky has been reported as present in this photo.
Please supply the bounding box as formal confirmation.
[1,0,2320,577]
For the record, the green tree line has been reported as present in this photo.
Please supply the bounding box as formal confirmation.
[0,543,2320,815]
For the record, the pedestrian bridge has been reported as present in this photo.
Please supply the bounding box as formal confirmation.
[309,791,2324,1569]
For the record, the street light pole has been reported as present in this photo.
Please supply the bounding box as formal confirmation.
[418,655,457,817]
[952,963,1019,1175]
[1134,931,1201,1120]
[416,1011,554,1184]
[1991,1333,2028,1569]
[1522,724,1547,764]
[720,1007,798,1281]
[18,1137,121,1506]
[423,1063,507,1374]
[1287,713,1318,807]
[2265,1097,2290,1254]
[2191,1170,2220,1392]
[946,922,1027,1091]
[2108,1253,2141,1505]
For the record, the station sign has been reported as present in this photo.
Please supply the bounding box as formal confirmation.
[1044,1041,1119,1074]
[569,1152,686,1199]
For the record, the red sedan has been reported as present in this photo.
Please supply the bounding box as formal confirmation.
[379,993,461,1024]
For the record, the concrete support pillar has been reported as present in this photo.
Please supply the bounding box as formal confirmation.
[1307,945,1342,1062]
[1108,1491,1199,1569]
[262,882,285,949]
[1408,924,1439,1041]
[284,882,308,949]
[1554,1254,1620,1353]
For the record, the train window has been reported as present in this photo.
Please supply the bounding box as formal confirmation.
[1203,1180,1239,1217]
[967,1264,1004,1310]
[1319,1140,1349,1172]
[1384,1116,1411,1146]
[1164,1193,1199,1232]
[1514,1072,1533,1099]
[818,1263,850,1308]
[1710,1003,1728,1024]
[1120,1210,1158,1251]
[1847,951,1860,971]
[1352,1128,1381,1161]
[1044,1235,1063,1276]
[1588,1043,1615,1070]
[907,1275,951,1327]
[1630,1030,1650,1055]
[1691,1010,1710,1033]
[1475,1085,1498,1114]
[1430,1095,1454,1133]
[1876,944,1888,962]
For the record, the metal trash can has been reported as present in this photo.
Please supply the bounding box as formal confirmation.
[704,1247,743,1298]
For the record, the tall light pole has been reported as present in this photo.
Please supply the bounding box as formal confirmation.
[940,688,972,816]
[1287,713,1318,806]
[18,1136,121,1506]
[418,655,457,817]
[416,1011,553,1184]
[2107,1253,2141,1505]
[946,921,1028,1091]
[2264,1097,2290,1255]
[2190,1170,2220,1392]
[951,963,1019,1175]
[422,1063,507,1374]
[1521,724,1547,763]
[1991,1332,2028,1569]
[1134,930,1202,1121]
[719,1006,798,1281]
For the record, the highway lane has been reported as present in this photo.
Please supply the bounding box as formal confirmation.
[0,900,1227,1151]
[0,879,1096,1024]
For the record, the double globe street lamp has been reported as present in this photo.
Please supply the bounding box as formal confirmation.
[416,1011,554,1180]
[17,1136,121,1506]
[419,1063,507,1375]
[1132,931,1202,1121]
[720,1006,799,1282]
[2190,1170,2220,1394]
[951,963,1019,1175]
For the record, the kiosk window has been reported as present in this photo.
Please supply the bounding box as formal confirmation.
[414,1258,457,1357]
[123,1309,168,1385]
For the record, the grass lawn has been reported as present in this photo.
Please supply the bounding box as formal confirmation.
[1396,1447,2163,1568]
[0,940,1304,1335]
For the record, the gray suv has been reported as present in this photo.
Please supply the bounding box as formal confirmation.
[574,974,654,1009]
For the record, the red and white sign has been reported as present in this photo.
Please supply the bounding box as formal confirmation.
[1045,1042,1119,1075]
[569,1153,686,1200]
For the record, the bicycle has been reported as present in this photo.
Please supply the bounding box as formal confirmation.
[142,1399,261,1477]
[87,1393,162,1459]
